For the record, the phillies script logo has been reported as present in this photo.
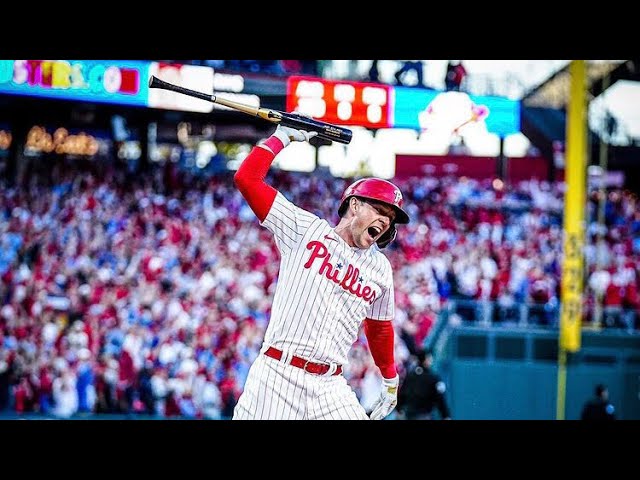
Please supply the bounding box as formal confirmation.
[303,240,377,304]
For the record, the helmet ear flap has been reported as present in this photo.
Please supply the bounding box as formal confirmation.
[376,224,397,249]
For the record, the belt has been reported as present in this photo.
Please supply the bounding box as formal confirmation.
[264,346,343,376]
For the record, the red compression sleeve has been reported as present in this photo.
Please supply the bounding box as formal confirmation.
[233,136,286,222]
[364,319,397,379]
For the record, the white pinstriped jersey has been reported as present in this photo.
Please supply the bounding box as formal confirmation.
[260,192,395,366]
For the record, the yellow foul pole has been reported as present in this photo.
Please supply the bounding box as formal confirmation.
[556,60,587,420]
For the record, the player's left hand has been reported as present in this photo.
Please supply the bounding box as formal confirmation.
[369,374,399,420]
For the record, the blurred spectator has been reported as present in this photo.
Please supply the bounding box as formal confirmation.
[150,367,169,416]
[36,366,54,414]
[164,390,181,417]
[581,383,616,420]
[137,359,156,415]
[0,350,12,412]
[445,61,466,92]
[280,60,302,75]
[195,371,222,420]
[95,357,118,414]
[13,376,34,414]
[117,344,136,414]
[52,369,78,418]
[178,389,198,418]
[368,60,380,83]
[394,61,425,88]
[219,372,240,419]
[75,348,95,413]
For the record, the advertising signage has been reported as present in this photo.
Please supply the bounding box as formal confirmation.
[286,76,392,129]
[0,60,262,115]
[392,88,520,137]
[0,60,149,106]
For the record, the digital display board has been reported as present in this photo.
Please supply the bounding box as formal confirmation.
[287,76,391,129]
[0,60,149,106]
[392,88,520,137]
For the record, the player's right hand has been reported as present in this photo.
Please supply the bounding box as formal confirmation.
[274,124,318,147]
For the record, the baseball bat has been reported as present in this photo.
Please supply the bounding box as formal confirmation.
[148,75,353,145]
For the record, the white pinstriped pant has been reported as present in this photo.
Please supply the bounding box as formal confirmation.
[233,351,369,420]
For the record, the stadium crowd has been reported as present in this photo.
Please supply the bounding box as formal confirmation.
[1,157,639,418]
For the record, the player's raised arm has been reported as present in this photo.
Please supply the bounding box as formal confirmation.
[233,125,317,222]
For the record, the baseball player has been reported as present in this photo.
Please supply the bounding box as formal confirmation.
[232,123,410,420]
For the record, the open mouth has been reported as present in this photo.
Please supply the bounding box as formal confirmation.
[368,226,381,238]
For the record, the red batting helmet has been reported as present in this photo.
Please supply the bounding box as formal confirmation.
[338,178,410,248]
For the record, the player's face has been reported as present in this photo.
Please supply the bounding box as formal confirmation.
[351,198,396,249]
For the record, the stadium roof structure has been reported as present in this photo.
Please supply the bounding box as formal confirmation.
[522,60,636,109]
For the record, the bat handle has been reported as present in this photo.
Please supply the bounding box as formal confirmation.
[281,113,353,145]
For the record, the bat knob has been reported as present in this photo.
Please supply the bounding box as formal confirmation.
[149,75,162,89]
